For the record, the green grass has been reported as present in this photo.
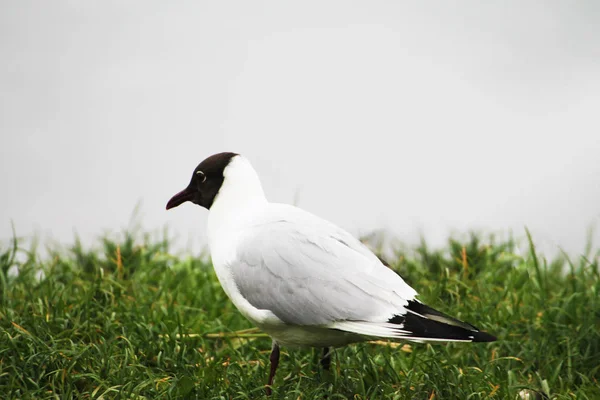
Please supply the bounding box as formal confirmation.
[0,230,598,399]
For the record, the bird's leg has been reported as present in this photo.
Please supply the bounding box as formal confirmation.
[320,347,331,371]
[266,341,280,395]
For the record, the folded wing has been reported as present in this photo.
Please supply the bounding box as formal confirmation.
[230,204,495,343]
[231,205,416,325]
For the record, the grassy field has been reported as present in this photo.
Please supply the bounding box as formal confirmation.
[0,230,598,399]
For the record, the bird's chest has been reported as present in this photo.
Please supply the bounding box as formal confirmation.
[208,234,241,301]
[207,232,279,326]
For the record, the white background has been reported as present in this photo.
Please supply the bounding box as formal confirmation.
[2,1,599,256]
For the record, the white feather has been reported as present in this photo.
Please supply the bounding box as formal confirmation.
[205,155,481,347]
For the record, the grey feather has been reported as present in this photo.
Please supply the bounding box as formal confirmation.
[229,204,417,326]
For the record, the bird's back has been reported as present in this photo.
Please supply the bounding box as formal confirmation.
[221,202,419,326]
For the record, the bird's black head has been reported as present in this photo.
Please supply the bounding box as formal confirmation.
[166,152,239,210]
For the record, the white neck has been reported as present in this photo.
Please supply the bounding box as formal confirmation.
[207,155,268,240]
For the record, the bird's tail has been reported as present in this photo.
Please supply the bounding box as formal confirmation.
[330,300,496,343]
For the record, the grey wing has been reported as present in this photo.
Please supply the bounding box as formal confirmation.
[230,219,417,326]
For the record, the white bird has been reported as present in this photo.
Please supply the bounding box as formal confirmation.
[166,152,496,394]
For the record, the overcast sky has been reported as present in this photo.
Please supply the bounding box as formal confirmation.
[1,1,599,256]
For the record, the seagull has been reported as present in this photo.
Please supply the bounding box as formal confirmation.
[166,152,496,394]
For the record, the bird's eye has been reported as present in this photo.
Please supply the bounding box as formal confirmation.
[196,170,206,183]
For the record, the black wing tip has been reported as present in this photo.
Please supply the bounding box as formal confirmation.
[390,300,497,343]
[471,330,497,342]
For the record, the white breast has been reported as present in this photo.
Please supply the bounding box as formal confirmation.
[206,156,281,327]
